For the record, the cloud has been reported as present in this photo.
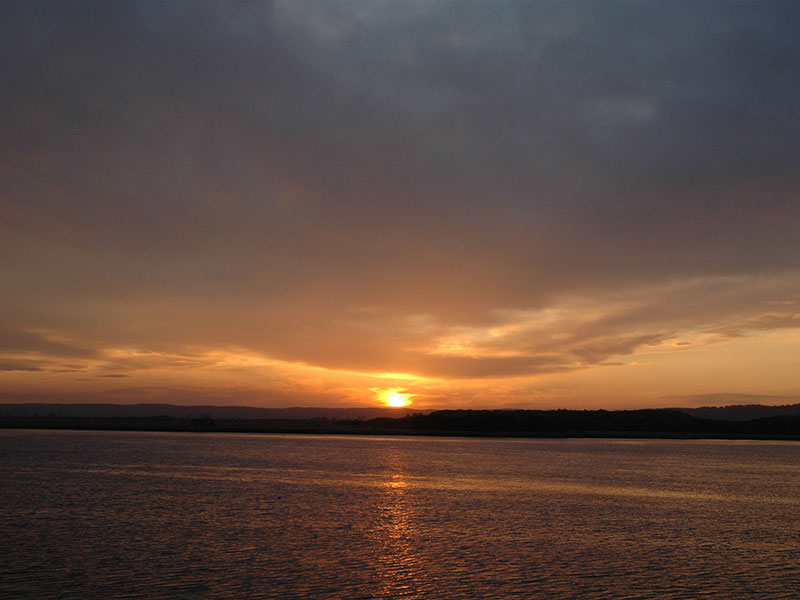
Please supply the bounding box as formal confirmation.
[0,383,364,408]
[0,327,95,358]
[1,2,800,405]
[0,360,44,373]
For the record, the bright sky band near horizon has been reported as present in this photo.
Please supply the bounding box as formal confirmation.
[2,1,800,410]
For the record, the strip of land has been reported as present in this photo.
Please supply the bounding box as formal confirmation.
[2,407,800,440]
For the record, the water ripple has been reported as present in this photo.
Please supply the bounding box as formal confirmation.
[1,431,799,599]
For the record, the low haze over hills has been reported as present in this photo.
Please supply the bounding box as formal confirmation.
[0,403,422,421]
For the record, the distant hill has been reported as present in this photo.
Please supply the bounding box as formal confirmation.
[677,403,800,421]
[0,403,423,420]
[3,401,800,426]
[3,404,800,438]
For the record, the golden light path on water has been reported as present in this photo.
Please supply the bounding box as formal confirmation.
[375,445,422,598]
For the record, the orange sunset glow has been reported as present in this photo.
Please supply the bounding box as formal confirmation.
[1,2,800,412]
[377,389,413,408]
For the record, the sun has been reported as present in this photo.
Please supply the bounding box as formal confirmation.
[378,388,412,408]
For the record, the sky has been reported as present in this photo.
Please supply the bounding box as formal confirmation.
[2,1,800,410]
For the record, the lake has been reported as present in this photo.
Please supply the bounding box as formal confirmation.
[1,430,798,599]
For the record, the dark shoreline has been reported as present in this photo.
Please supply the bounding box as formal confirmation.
[3,408,800,441]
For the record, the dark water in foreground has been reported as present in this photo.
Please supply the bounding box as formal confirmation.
[1,431,799,599]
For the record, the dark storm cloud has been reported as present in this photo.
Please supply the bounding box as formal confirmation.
[1,1,799,383]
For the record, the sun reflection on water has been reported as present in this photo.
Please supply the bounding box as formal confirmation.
[373,446,425,598]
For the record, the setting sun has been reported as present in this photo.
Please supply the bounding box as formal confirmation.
[378,388,412,408]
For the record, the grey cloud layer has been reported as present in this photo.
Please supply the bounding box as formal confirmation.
[2,1,799,379]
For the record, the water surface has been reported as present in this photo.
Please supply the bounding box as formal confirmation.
[1,430,798,599]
